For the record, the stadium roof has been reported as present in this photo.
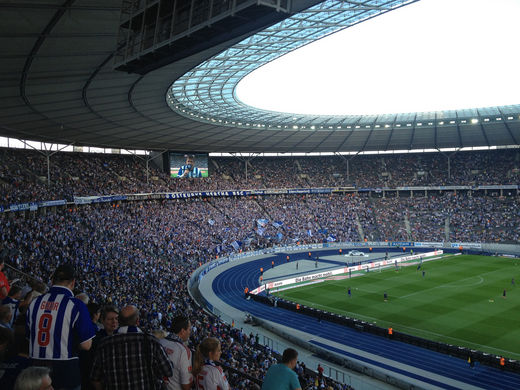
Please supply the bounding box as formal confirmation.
[0,0,519,153]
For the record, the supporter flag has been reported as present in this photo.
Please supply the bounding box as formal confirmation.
[208,219,215,226]
[244,237,253,247]
[231,240,242,250]
[256,218,269,228]
[272,221,284,228]
[326,234,336,242]
[215,245,222,254]
[307,229,313,237]
[257,227,265,236]
[318,228,328,235]
[276,232,283,241]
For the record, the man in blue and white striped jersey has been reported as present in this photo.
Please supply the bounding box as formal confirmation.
[26,264,96,390]
[177,154,203,178]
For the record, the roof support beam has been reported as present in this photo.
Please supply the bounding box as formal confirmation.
[0,3,120,11]
[408,113,418,150]
[497,107,519,145]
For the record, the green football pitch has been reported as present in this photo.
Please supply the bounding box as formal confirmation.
[274,254,520,359]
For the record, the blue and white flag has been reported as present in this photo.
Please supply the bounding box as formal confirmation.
[257,218,269,228]
[276,232,283,241]
[208,219,215,226]
[272,221,284,228]
[307,229,313,237]
[326,234,337,242]
[257,227,265,236]
[231,240,242,250]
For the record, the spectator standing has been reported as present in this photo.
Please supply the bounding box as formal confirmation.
[261,348,301,390]
[160,315,193,390]
[91,305,173,390]
[0,260,10,300]
[2,285,24,328]
[26,264,95,390]
[0,305,12,329]
[96,305,118,341]
[193,337,229,390]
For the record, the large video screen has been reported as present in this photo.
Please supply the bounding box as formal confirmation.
[170,153,209,178]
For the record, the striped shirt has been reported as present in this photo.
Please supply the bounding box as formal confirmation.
[177,165,202,178]
[26,286,95,360]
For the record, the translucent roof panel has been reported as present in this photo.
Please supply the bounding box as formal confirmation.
[166,0,520,132]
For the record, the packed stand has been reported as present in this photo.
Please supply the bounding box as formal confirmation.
[1,198,366,389]
[2,148,520,207]
[1,192,520,388]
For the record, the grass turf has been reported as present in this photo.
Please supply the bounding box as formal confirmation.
[274,254,520,359]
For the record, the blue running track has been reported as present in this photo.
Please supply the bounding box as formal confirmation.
[211,250,520,390]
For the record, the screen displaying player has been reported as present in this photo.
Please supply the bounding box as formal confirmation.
[170,153,209,178]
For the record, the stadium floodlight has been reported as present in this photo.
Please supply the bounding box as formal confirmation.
[471,118,479,124]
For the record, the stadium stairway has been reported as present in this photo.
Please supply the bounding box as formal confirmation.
[206,250,520,390]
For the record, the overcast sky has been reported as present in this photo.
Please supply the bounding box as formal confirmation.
[235,0,520,116]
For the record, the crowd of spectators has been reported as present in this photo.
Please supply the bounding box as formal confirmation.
[1,148,519,206]
[1,192,515,387]
[0,147,518,388]
[1,197,369,389]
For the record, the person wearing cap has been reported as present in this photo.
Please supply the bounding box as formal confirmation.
[177,154,203,178]
[26,264,96,390]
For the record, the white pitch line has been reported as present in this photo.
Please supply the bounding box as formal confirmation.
[293,296,520,359]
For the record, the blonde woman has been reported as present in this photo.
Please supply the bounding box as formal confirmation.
[193,337,230,390]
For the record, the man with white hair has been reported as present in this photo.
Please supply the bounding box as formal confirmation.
[14,366,53,390]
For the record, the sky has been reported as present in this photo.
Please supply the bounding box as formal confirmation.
[235,0,520,116]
